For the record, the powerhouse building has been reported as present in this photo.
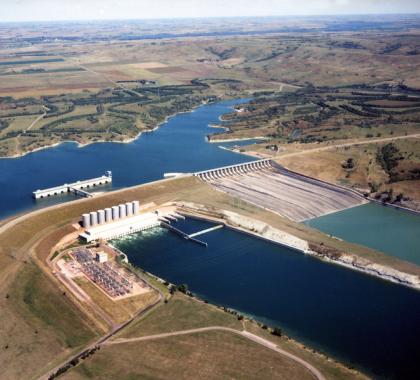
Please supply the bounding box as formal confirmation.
[79,201,159,242]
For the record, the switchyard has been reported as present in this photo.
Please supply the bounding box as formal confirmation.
[69,247,148,299]
[197,160,367,221]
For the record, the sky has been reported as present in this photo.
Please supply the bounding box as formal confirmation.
[0,0,419,23]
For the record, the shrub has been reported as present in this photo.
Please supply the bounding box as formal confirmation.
[273,326,283,336]
[262,324,268,330]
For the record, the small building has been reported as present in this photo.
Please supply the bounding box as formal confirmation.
[96,251,108,263]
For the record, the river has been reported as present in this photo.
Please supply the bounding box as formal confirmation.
[3,98,420,379]
[110,218,420,380]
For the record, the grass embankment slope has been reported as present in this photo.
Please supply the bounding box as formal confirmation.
[62,293,361,380]
[0,174,413,379]
[0,176,200,379]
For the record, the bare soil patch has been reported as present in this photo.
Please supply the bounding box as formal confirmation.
[98,70,133,79]
[146,66,187,74]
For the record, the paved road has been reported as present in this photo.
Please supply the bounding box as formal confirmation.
[104,326,326,380]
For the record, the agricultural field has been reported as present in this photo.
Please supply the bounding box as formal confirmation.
[0,15,419,159]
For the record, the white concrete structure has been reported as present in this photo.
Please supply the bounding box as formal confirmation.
[98,210,105,225]
[105,208,112,222]
[79,212,160,242]
[194,159,273,182]
[133,201,140,215]
[126,202,133,217]
[112,206,119,220]
[90,212,98,227]
[96,251,108,263]
[32,172,112,199]
[119,204,126,218]
[82,214,90,228]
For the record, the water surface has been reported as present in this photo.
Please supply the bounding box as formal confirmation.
[110,218,420,380]
[0,99,259,220]
[310,203,420,265]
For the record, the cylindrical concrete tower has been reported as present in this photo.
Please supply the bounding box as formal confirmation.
[105,208,112,222]
[90,212,98,227]
[112,206,119,220]
[97,210,105,225]
[119,204,126,218]
[126,202,133,217]
[82,214,90,229]
[133,201,140,214]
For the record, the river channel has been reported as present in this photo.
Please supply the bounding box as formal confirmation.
[110,218,420,380]
[3,98,420,379]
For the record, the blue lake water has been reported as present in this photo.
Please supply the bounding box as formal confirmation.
[0,99,259,220]
[310,203,420,266]
[3,95,420,379]
[110,218,420,380]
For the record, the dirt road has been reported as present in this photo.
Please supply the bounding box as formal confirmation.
[105,326,326,380]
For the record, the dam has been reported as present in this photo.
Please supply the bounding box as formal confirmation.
[196,160,368,221]
[32,171,112,199]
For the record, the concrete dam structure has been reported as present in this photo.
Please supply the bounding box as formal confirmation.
[32,171,112,199]
[194,159,273,181]
[195,160,367,221]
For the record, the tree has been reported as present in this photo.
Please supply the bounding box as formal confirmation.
[262,324,268,330]
[273,326,283,337]
[177,284,188,294]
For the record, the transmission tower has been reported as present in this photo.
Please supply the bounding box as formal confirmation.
[358,146,362,156]
[305,220,310,233]
[11,247,18,260]
[340,116,344,128]
[346,146,350,155]
[246,202,250,212]
[24,251,31,265]
[254,204,259,214]
[238,198,242,209]
[229,194,234,206]
[284,106,288,115]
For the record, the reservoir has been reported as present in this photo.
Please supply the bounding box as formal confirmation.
[0,99,259,220]
[3,95,420,379]
[310,203,420,266]
[110,217,420,380]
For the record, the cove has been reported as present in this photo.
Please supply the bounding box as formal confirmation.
[310,203,420,266]
[110,217,420,380]
[0,99,260,221]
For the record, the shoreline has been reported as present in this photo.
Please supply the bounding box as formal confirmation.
[208,136,266,143]
[0,94,251,160]
[171,202,420,290]
[0,101,204,160]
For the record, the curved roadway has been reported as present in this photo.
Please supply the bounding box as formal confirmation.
[103,327,326,380]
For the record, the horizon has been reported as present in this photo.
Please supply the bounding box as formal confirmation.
[1,0,419,23]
